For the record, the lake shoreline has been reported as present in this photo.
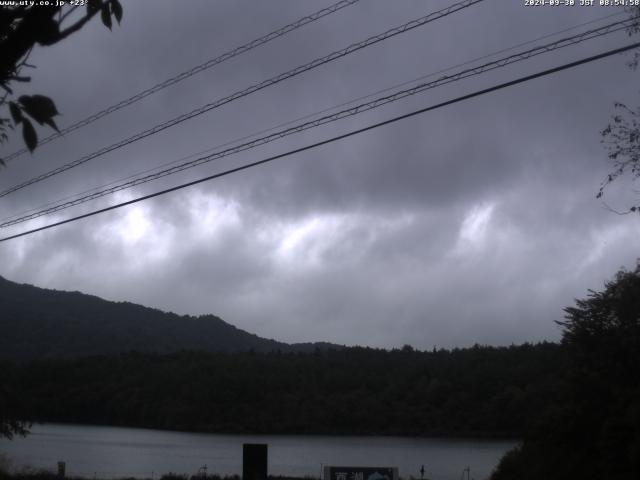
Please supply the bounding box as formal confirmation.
[18,420,521,442]
[1,472,311,480]
[0,423,516,480]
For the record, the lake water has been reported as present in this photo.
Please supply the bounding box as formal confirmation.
[0,424,516,480]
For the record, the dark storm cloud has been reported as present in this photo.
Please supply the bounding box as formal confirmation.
[1,0,639,348]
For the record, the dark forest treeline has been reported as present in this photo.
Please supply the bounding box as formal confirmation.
[491,264,640,480]
[1,343,562,437]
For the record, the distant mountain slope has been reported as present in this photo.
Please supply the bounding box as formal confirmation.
[0,276,333,360]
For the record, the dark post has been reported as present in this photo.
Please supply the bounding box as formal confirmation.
[242,443,268,480]
[57,461,66,478]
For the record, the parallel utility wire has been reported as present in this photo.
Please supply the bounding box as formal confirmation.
[3,12,626,229]
[2,41,638,244]
[1,9,624,225]
[0,0,485,199]
[1,0,362,163]
[0,17,634,229]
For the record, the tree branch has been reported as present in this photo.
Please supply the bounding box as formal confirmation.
[600,200,633,215]
[0,6,59,81]
[58,5,80,26]
[52,2,108,43]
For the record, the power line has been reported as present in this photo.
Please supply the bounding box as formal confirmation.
[1,17,631,227]
[0,0,485,198]
[1,10,625,226]
[1,16,633,229]
[1,0,362,163]
[1,41,637,243]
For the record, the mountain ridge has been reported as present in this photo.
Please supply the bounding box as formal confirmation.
[0,275,340,360]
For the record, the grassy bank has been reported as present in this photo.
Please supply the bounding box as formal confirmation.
[0,471,316,480]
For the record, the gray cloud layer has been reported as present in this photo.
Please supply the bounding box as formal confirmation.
[1,0,639,348]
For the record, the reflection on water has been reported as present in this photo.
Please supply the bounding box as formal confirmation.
[0,424,516,480]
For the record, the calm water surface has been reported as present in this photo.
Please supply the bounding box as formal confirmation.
[0,424,516,480]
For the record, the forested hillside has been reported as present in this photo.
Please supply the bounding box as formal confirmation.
[1,343,562,437]
[0,276,334,359]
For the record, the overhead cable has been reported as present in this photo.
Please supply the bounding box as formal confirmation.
[0,0,485,198]
[3,8,623,226]
[1,0,362,163]
[1,41,638,243]
[0,16,633,229]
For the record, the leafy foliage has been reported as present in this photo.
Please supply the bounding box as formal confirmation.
[0,1,123,161]
[598,7,640,213]
[600,102,640,213]
[623,6,640,70]
[491,263,640,480]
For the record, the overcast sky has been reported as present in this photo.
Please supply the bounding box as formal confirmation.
[1,0,639,349]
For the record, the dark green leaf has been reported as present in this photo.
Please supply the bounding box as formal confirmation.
[18,95,59,126]
[110,0,123,24]
[34,18,60,46]
[101,4,112,29]
[43,117,60,133]
[21,118,37,152]
[9,102,22,124]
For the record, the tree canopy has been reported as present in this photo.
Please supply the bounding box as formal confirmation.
[1,343,562,438]
[491,262,640,480]
[0,0,122,161]
[598,7,640,213]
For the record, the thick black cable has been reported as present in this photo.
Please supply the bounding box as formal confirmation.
[0,16,633,228]
[1,42,638,243]
[0,0,484,198]
[1,10,626,225]
[1,0,362,163]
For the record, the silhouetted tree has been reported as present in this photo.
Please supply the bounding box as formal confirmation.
[0,418,28,440]
[0,0,122,162]
[491,262,640,480]
[0,366,30,439]
[598,7,640,213]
